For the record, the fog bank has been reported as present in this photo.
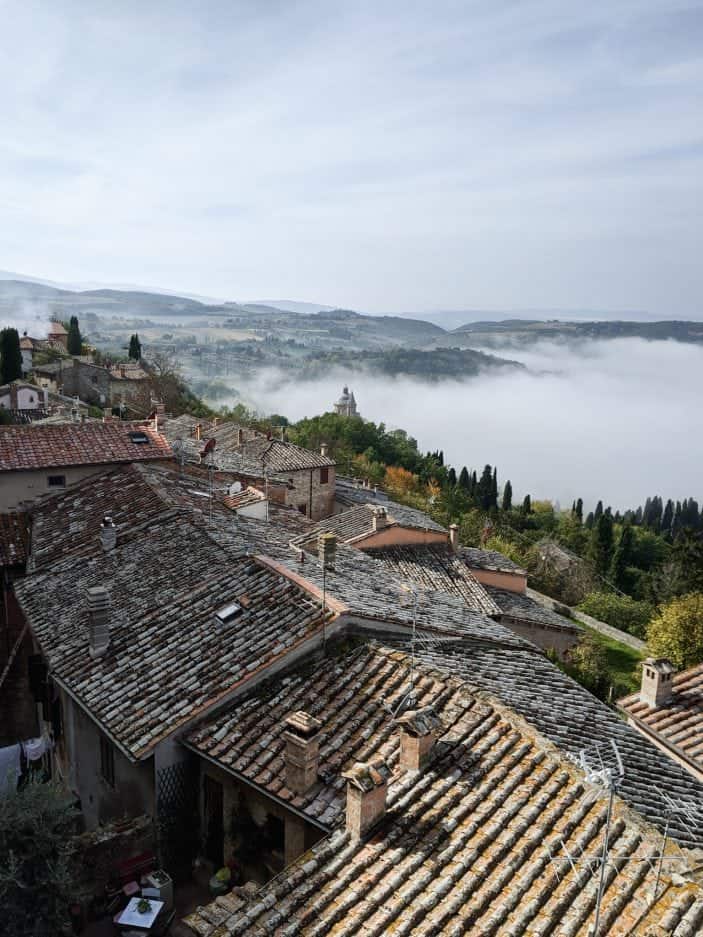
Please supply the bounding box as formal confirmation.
[239,338,702,510]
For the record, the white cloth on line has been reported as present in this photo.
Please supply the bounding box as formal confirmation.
[0,744,21,794]
[23,736,51,761]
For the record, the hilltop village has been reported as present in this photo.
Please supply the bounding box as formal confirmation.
[1,392,703,937]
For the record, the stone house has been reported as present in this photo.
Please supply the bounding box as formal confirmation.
[47,320,68,350]
[0,381,49,421]
[0,421,172,511]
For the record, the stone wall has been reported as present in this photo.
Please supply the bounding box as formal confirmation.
[281,466,336,521]
[0,580,37,746]
[60,359,111,407]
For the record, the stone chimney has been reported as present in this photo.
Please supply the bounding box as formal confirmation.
[320,442,329,458]
[237,428,244,445]
[100,515,117,552]
[640,657,675,708]
[283,711,322,795]
[194,423,202,441]
[396,706,442,771]
[342,760,391,841]
[87,586,110,658]
[449,524,459,551]
[318,532,337,570]
[372,507,388,531]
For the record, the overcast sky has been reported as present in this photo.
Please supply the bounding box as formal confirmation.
[1,1,702,314]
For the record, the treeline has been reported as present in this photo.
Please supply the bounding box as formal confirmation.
[578,495,703,541]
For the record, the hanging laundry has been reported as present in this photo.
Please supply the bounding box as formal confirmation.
[0,743,21,795]
[23,736,51,762]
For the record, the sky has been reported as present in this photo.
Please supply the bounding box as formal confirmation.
[241,338,703,509]
[1,1,702,315]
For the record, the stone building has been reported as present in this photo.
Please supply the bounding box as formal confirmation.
[46,320,68,350]
[0,381,49,421]
[333,385,360,418]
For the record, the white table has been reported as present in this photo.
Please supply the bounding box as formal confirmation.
[117,897,164,930]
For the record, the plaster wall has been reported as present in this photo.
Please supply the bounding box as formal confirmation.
[469,567,527,594]
[0,465,111,512]
[500,615,579,659]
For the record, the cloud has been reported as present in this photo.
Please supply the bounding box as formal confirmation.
[236,338,703,510]
[0,1,701,313]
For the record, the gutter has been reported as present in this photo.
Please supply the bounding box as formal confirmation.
[181,743,330,833]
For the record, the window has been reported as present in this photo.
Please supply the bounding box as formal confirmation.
[47,475,66,488]
[100,735,115,787]
[297,503,307,515]
[128,431,149,444]
[320,467,329,484]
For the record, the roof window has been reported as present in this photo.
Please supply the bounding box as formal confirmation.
[214,602,243,626]
[129,431,149,444]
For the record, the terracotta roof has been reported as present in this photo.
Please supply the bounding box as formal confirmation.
[406,639,703,847]
[183,645,703,937]
[363,544,500,616]
[618,664,703,775]
[0,512,29,566]
[459,545,526,574]
[15,511,334,760]
[0,422,172,472]
[295,503,446,549]
[485,585,582,634]
[223,487,266,510]
[47,321,67,335]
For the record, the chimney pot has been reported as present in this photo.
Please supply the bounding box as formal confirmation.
[100,515,117,552]
[320,442,329,458]
[342,760,390,841]
[640,657,675,708]
[87,586,110,658]
[449,524,459,551]
[372,507,388,531]
[318,532,337,570]
[396,706,442,771]
[283,711,322,795]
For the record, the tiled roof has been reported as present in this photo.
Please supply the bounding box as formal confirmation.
[183,645,703,937]
[0,422,172,472]
[235,436,335,471]
[406,639,703,846]
[0,512,29,566]
[459,545,526,574]
[295,503,446,550]
[223,487,266,510]
[485,585,582,633]
[15,512,333,760]
[363,544,500,617]
[618,664,703,774]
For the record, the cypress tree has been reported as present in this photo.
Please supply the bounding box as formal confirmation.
[609,521,634,590]
[501,480,513,513]
[67,316,82,355]
[575,498,583,524]
[0,327,22,383]
[477,465,493,510]
[585,511,595,529]
[589,513,614,578]
[458,467,470,490]
[128,333,142,360]
[662,499,674,538]
[491,467,498,508]
[447,467,457,487]
[594,500,603,523]
[522,494,532,515]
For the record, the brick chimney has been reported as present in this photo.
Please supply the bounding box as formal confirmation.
[640,657,675,708]
[449,524,459,551]
[320,442,329,458]
[87,586,110,658]
[372,507,388,531]
[396,706,442,771]
[318,532,337,570]
[283,711,322,795]
[342,760,391,841]
[100,515,117,552]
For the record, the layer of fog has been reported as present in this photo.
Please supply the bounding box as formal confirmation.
[228,338,701,511]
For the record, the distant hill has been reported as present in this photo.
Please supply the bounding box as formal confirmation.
[249,299,336,315]
[451,318,703,345]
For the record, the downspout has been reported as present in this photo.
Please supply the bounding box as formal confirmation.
[309,469,313,519]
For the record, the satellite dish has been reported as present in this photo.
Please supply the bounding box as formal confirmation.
[171,439,187,471]
[229,481,242,495]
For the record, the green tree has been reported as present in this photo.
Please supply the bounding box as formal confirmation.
[569,634,609,697]
[578,591,654,639]
[476,464,494,511]
[128,333,142,360]
[0,780,86,935]
[458,466,470,490]
[0,327,22,383]
[501,480,513,513]
[66,315,82,355]
[588,513,614,578]
[522,494,532,515]
[609,521,634,591]
[648,593,703,668]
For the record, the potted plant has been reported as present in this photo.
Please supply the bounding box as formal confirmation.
[137,898,152,914]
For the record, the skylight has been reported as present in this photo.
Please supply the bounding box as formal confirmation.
[129,431,149,444]
[215,602,243,626]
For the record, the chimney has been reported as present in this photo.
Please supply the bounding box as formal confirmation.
[283,711,322,795]
[318,532,337,570]
[194,423,202,441]
[87,586,110,658]
[372,507,388,531]
[342,760,390,841]
[237,428,244,445]
[640,658,675,708]
[449,524,459,551]
[320,442,329,458]
[100,515,117,552]
[396,706,442,771]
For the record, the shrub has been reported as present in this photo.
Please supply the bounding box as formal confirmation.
[578,592,654,639]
